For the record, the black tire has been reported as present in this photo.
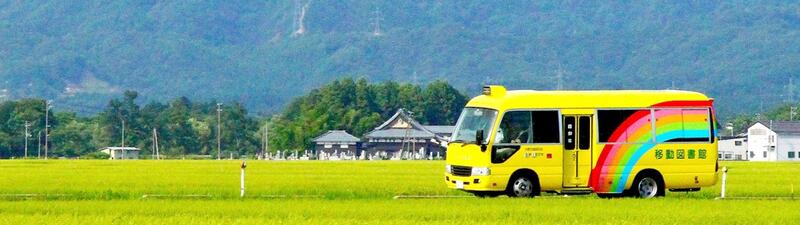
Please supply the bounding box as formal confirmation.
[505,174,540,198]
[630,172,665,198]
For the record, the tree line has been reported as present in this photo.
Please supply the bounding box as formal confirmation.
[0,78,467,158]
[725,103,800,135]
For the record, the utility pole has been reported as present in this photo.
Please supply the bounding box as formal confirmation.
[262,122,269,160]
[44,100,51,159]
[151,128,156,159]
[787,77,796,103]
[792,106,798,121]
[555,64,565,90]
[154,128,160,160]
[24,121,30,158]
[121,119,125,148]
[37,131,41,158]
[217,103,223,160]
[121,118,126,160]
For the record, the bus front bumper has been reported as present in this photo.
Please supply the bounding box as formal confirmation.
[444,173,509,192]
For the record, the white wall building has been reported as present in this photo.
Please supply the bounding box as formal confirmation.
[745,121,800,161]
[718,136,747,161]
[100,147,140,160]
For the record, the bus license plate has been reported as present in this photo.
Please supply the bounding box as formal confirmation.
[456,180,464,189]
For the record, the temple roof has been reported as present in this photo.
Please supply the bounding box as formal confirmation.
[312,130,361,143]
[365,108,452,139]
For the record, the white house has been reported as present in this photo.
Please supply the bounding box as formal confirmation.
[718,136,747,161]
[100,147,140,160]
[745,121,800,161]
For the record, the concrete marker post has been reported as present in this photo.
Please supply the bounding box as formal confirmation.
[720,166,728,199]
[240,160,247,197]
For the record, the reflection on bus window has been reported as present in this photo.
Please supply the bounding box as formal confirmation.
[452,108,498,144]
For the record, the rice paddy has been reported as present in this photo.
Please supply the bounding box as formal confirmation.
[0,160,797,224]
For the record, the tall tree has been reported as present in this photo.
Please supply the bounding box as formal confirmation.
[423,80,468,125]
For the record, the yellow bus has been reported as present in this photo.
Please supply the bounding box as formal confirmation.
[445,86,718,198]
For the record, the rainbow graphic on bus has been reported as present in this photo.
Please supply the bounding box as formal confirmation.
[588,100,716,193]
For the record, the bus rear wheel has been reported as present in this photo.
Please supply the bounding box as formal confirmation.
[506,175,540,197]
[630,172,665,198]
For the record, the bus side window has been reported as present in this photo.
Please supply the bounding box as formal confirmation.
[579,116,590,149]
[654,108,711,143]
[531,111,560,144]
[497,111,532,144]
[563,116,575,150]
[597,109,652,143]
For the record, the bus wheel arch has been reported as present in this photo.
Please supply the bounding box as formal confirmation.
[505,169,541,197]
[628,169,665,198]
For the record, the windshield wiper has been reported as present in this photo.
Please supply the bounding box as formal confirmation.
[449,139,465,144]
[460,141,478,147]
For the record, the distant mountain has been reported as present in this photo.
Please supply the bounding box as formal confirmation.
[1,1,799,118]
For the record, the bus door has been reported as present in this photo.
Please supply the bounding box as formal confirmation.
[562,115,593,187]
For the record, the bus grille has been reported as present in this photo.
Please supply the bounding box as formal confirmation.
[451,165,472,177]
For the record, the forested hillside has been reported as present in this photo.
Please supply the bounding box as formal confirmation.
[1,1,799,118]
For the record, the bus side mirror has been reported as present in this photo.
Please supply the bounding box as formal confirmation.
[476,130,487,152]
[476,130,484,144]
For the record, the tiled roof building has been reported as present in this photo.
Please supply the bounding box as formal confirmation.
[363,108,453,158]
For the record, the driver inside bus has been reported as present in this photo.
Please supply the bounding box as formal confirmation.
[494,116,531,161]
[497,119,529,144]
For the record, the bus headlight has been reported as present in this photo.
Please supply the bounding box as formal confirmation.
[471,167,490,176]
[445,164,452,174]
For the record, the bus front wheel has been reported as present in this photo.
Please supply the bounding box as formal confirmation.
[505,174,540,197]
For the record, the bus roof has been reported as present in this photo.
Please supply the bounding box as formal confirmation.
[466,88,712,110]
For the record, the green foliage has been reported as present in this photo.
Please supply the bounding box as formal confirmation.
[270,78,467,150]
[81,151,109,159]
[90,94,260,158]
[2,1,799,119]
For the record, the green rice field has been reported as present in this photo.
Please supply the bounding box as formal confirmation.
[0,160,798,224]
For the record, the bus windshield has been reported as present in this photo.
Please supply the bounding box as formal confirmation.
[451,107,498,144]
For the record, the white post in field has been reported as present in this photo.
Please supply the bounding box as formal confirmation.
[720,167,728,199]
[240,160,247,197]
